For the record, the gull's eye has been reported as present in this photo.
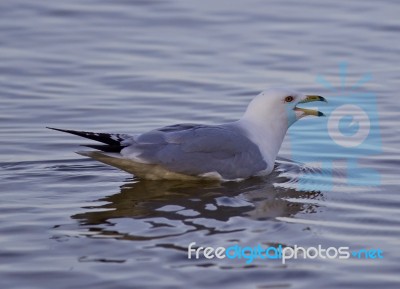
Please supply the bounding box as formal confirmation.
[285,96,294,103]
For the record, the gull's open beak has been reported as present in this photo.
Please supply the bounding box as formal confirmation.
[294,95,327,117]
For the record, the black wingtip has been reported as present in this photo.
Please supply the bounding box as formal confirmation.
[47,126,128,149]
[47,127,68,132]
[47,127,86,136]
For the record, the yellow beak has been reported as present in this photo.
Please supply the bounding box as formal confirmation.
[294,95,327,117]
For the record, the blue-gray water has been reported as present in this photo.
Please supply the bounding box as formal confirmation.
[1,1,400,288]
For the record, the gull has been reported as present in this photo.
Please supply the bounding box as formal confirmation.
[48,87,326,181]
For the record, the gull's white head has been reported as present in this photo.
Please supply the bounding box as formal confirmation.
[242,87,327,128]
[238,87,327,169]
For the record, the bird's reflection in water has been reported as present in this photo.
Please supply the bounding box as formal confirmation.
[72,160,323,240]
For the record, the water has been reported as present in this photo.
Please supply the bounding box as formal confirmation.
[1,0,400,288]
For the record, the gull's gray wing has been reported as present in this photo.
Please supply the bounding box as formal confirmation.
[121,124,268,179]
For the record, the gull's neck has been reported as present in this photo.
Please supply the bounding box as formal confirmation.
[236,112,288,170]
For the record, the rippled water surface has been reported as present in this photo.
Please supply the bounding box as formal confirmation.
[1,1,400,288]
